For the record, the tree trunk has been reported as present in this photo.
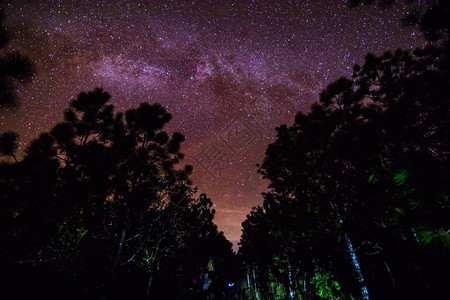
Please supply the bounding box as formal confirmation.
[345,233,370,300]
[252,266,260,300]
[146,272,154,299]
[112,229,126,271]
[384,260,396,288]
[146,238,161,299]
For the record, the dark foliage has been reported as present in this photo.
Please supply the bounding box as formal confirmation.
[239,2,449,299]
[0,8,35,108]
[0,89,235,299]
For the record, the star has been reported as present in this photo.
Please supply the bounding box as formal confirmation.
[1,0,422,251]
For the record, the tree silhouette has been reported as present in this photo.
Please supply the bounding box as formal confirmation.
[239,2,449,299]
[0,8,35,108]
[171,193,235,299]
[0,7,35,165]
[0,88,235,299]
[0,131,18,161]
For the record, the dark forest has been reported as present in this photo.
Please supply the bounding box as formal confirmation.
[0,1,448,299]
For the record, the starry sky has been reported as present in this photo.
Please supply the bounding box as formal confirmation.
[1,0,422,250]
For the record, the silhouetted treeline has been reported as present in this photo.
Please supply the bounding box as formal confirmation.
[1,1,449,299]
[0,89,236,299]
[239,2,449,299]
[0,6,239,298]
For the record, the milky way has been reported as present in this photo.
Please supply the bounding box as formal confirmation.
[0,0,422,250]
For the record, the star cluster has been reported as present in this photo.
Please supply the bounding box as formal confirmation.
[1,0,421,250]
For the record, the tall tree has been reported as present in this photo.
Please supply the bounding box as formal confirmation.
[0,88,235,299]
[240,1,449,299]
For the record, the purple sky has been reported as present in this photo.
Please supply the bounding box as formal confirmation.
[1,0,422,250]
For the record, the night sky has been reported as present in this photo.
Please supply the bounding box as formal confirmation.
[0,0,422,250]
